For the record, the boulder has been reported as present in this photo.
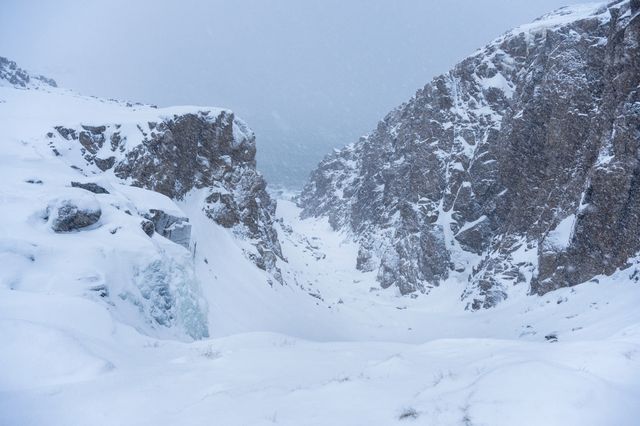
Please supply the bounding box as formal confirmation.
[47,196,101,232]
[140,219,155,237]
[144,209,191,248]
[71,181,110,194]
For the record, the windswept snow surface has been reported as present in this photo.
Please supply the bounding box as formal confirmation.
[1,70,640,425]
[2,196,640,425]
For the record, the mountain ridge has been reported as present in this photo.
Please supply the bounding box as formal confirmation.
[300,0,639,308]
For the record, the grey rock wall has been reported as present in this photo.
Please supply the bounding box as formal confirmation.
[301,1,639,307]
[50,110,283,280]
[0,56,57,88]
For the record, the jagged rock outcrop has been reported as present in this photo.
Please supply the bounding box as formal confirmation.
[300,1,640,307]
[143,209,191,249]
[0,56,57,89]
[49,109,283,280]
[71,181,109,194]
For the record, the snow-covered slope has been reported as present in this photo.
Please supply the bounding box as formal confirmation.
[2,197,640,425]
[0,89,209,340]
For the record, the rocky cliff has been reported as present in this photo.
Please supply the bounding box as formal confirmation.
[0,56,57,89]
[300,0,640,308]
[1,56,282,279]
[49,107,283,282]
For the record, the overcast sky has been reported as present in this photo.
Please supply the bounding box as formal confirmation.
[1,0,591,187]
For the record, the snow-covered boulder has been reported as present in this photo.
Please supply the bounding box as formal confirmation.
[46,195,101,232]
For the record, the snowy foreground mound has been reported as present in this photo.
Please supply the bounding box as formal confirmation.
[2,198,640,425]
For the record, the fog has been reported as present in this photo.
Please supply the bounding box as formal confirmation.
[1,0,589,187]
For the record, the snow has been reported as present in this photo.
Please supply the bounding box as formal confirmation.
[2,184,640,425]
[545,214,576,251]
[117,184,186,218]
[2,58,640,425]
[510,3,609,36]
[481,71,515,98]
[231,118,254,148]
[3,218,640,426]
[456,214,487,235]
[0,84,227,145]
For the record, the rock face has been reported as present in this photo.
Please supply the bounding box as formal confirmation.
[0,56,57,88]
[71,181,109,194]
[300,1,640,307]
[49,109,283,279]
[143,209,191,249]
